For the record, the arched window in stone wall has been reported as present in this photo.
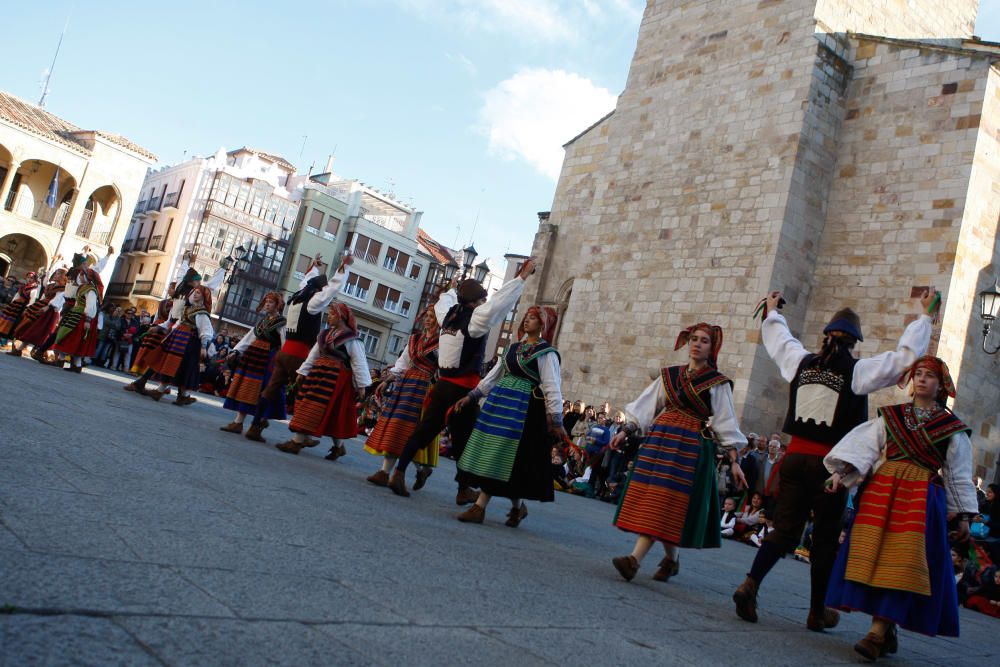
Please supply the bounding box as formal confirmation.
[552,277,574,345]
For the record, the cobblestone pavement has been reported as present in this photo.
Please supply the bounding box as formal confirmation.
[0,355,998,666]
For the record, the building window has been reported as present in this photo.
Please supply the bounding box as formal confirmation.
[325,216,341,239]
[388,334,404,356]
[138,263,145,275]
[401,300,411,316]
[352,234,383,265]
[374,284,403,313]
[342,273,372,301]
[383,247,411,275]
[306,209,324,235]
[408,262,422,280]
[294,254,313,280]
[357,326,381,355]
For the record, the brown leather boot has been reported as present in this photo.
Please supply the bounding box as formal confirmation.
[733,576,759,623]
[854,632,885,661]
[652,556,679,582]
[455,487,479,506]
[244,424,265,442]
[612,555,640,582]
[413,466,433,491]
[302,437,320,448]
[220,422,243,434]
[388,470,410,497]
[276,440,304,455]
[807,608,840,632]
[457,504,485,523]
[504,503,528,527]
[367,470,390,487]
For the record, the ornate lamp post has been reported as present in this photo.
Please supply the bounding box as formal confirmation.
[472,259,489,283]
[456,243,478,280]
[980,277,1000,355]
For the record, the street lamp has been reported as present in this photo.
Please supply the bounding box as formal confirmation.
[980,277,1000,354]
[473,259,489,284]
[457,243,478,279]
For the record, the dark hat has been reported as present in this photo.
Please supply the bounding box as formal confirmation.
[182,267,202,283]
[823,308,863,342]
[457,279,487,304]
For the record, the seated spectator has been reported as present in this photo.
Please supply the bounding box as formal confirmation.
[965,566,1000,618]
[749,512,773,548]
[721,497,738,538]
[954,547,981,605]
[735,491,765,539]
[551,446,569,491]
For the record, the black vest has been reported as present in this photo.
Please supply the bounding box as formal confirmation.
[284,301,322,345]
[782,352,868,446]
[439,306,485,378]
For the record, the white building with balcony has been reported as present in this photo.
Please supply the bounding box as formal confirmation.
[0,90,155,281]
[278,172,427,370]
[110,147,299,329]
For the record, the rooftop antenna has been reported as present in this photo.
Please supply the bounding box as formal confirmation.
[467,187,485,243]
[298,135,308,160]
[39,16,70,107]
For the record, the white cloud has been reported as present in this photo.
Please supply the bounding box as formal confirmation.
[478,68,616,180]
[446,51,478,76]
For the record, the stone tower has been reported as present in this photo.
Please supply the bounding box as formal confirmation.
[523,0,1000,476]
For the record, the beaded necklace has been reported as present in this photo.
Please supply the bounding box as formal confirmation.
[516,338,543,368]
[903,402,942,431]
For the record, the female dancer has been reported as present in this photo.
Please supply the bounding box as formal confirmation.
[144,284,214,406]
[824,356,977,660]
[9,268,67,356]
[452,306,565,526]
[610,323,747,582]
[276,302,371,455]
[0,271,39,343]
[365,306,440,489]
[52,258,104,373]
[219,292,287,441]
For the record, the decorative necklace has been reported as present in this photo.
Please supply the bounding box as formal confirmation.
[517,339,543,367]
[904,403,941,430]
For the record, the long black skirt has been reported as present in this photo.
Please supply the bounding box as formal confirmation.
[457,394,555,502]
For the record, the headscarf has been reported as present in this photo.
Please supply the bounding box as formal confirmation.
[674,322,724,367]
[517,305,559,342]
[897,355,956,404]
[330,302,357,333]
[256,291,285,314]
[187,285,212,311]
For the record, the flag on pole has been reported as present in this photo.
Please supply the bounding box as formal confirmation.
[45,167,60,208]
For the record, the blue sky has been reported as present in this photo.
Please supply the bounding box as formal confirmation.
[3,1,1000,269]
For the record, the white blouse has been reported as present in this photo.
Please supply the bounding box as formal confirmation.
[473,347,564,418]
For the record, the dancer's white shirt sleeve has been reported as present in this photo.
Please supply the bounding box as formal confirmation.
[824,418,886,487]
[943,431,978,514]
[851,315,932,394]
[203,269,225,291]
[435,289,457,325]
[624,378,665,433]
[537,352,564,418]
[49,291,65,310]
[300,265,320,288]
[233,330,256,354]
[761,311,810,382]
[195,313,214,344]
[709,383,746,451]
[307,268,349,315]
[346,339,372,389]
[297,343,322,377]
[84,290,98,318]
[389,345,412,376]
[468,277,525,337]
[472,358,506,397]
[278,324,286,347]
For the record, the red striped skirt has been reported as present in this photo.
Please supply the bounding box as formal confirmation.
[53,311,99,357]
[14,302,59,345]
[151,324,196,380]
[289,356,358,438]
[0,299,28,336]
[131,326,169,373]
[364,369,433,458]
[225,339,271,406]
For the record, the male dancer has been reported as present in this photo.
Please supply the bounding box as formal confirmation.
[732,288,939,630]
[245,253,351,444]
[387,258,536,502]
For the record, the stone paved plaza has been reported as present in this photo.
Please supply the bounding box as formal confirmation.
[0,354,998,666]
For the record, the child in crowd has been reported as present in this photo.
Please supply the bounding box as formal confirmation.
[721,497,738,538]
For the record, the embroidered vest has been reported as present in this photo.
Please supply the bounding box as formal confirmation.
[783,353,867,446]
[439,305,486,377]
[879,403,971,473]
[504,340,559,385]
[320,327,357,364]
[254,314,286,350]
[408,331,439,376]
[661,365,731,422]
[285,301,322,344]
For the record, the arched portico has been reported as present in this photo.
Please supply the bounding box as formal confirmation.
[0,233,48,280]
[3,159,78,229]
[75,184,122,245]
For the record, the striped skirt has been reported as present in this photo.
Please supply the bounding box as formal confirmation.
[223,339,285,420]
[14,303,59,345]
[0,299,28,336]
[826,463,958,636]
[12,298,48,337]
[288,356,358,438]
[458,375,533,482]
[52,310,100,358]
[614,408,721,548]
[131,326,169,373]
[150,324,201,389]
[364,369,433,459]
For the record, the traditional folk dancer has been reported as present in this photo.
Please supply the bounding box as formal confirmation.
[219,292,287,441]
[610,323,748,583]
[248,254,351,449]
[823,356,977,660]
[732,289,937,631]
[143,285,214,406]
[386,258,537,500]
[8,267,67,357]
[52,255,106,373]
[0,271,39,344]
[129,295,174,374]
[365,306,441,490]
[276,302,371,455]
[452,306,566,526]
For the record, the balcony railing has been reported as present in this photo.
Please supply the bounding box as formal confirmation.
[341,283,369,301]
[90,230,112,246]
[190,243,225,265]
[106,282,134,298]
[133,237,148,252]
[374,298,403,315]
[29,201,70,229]
[132,280,167,297]
[76,208,96,238]
[133,200,147,216]
[239,262,281,286]
[147,235,168,252]
[121,239,134,252]
[205,200,293,242]
[147,196,161,212]
[220,301,258,327]
[162,192,180,209]
[356,251,379,265]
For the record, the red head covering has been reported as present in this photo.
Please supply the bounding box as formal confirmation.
[256,291,285,314]
[675,322,724,367]
[898,355,956,403]
[517,305,559,342]
[187,285,212,311]
[330,302,357,333]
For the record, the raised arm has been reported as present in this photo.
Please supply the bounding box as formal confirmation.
[851,315,932,395]
[467,277,526,337]
[434,288,458,325]
[761,310,810,382]
[307,266,350,315]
